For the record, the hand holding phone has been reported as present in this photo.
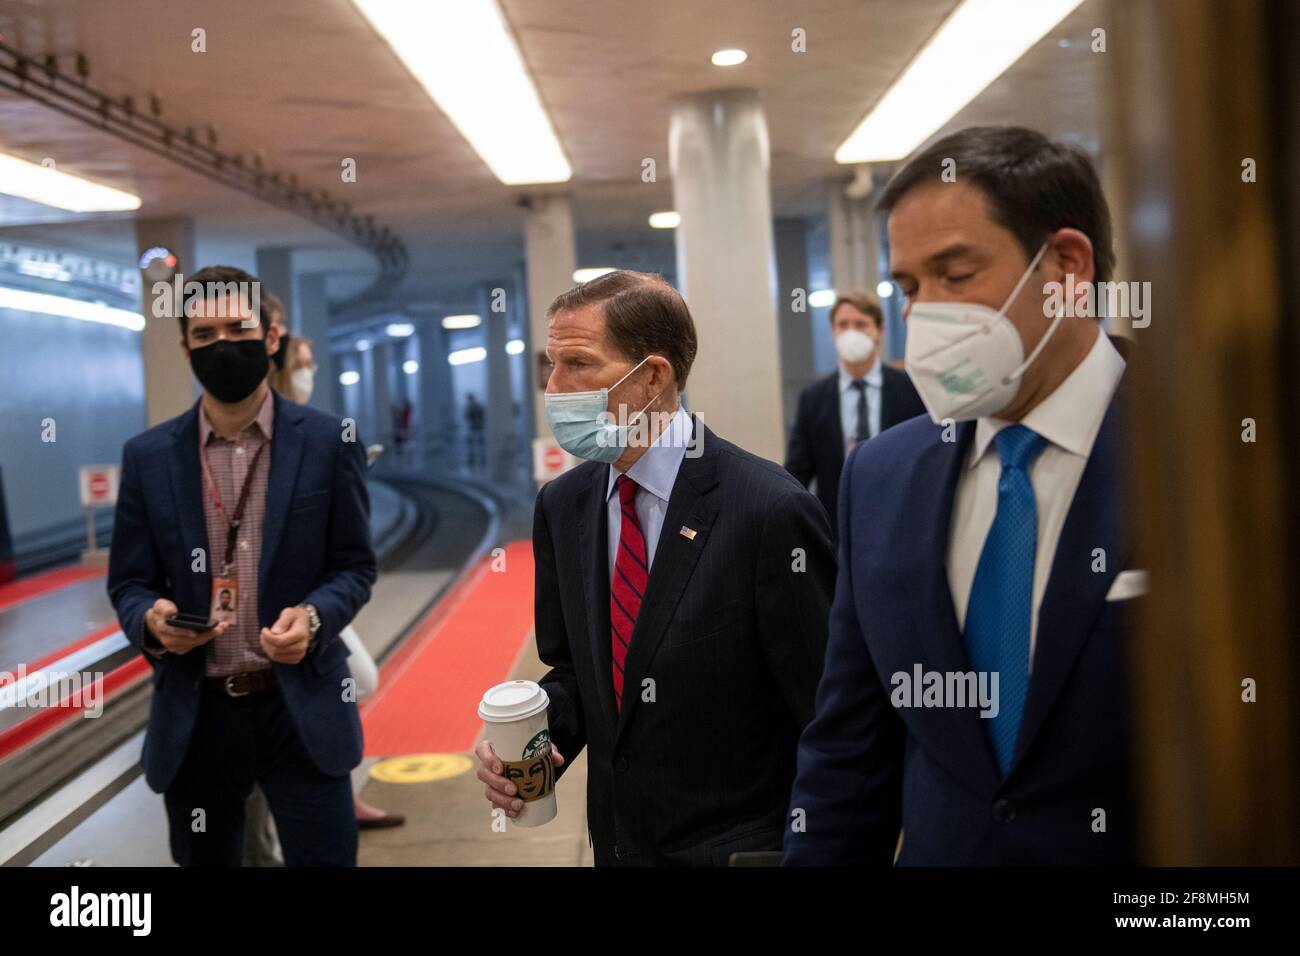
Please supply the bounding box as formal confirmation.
[147,598,226,655]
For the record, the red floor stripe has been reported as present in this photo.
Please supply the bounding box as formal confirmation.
[0,655,150,761]
[0,565,104,614]
[14,622,123,675]
[362,540,535,756]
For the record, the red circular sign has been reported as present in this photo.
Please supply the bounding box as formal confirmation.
[543,446,564,470]
[89,473,110,497]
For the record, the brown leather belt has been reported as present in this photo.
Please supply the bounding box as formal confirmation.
[205,669,276,697]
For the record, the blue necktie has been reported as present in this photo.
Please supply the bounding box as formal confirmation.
[964,424,1047,777]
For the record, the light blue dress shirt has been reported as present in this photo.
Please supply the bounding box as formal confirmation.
[838,361,882,451]
[606,406,693,582]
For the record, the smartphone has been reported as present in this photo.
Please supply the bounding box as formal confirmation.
[166,612,219,632]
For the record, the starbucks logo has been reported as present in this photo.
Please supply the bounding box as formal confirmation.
[523,729,550,760]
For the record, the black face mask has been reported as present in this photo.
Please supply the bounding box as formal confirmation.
[189,338,270,404]
[271,330,291,370]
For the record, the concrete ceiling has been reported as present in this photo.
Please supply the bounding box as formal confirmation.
[0,0,1109,309]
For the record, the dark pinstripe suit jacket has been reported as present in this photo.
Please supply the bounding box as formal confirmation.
[534,416,836,865]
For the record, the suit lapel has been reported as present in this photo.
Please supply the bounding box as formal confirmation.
[1010,382,1130,773]
[258,393,304,596]
[575,462,618,727]
[614,418,719,745]
[167,401,209,613]
[900,419,1002,791]
[819,375,845,460]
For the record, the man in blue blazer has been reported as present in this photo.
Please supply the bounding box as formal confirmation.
[108,266,375,866]
[785,127,1140,865]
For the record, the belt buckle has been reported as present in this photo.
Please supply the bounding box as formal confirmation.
[223,674,251,698]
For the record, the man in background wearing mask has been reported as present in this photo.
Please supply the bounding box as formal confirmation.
[785,126,1138,865]
[784,292,925,524]
[474,270,835,865]
[107,265,375,865]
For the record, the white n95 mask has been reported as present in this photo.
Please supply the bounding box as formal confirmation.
[834,329,876,364]
[904,242,1063,423]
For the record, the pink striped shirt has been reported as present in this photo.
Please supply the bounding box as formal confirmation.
[198,390,274,677]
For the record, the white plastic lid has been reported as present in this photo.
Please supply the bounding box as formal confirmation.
[478,680,549,722]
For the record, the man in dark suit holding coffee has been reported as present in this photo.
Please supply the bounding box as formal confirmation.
[475,270,835,865]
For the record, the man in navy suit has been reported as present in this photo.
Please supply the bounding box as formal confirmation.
[785,126,1139,865]
[784,291,925,523]
[108,266,375,866]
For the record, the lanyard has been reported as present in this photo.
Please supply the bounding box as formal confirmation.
[200,436,268,575]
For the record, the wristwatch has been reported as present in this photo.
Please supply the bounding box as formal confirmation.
[299,603,322,650]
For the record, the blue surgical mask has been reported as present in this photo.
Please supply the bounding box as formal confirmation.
[544,356,657,463]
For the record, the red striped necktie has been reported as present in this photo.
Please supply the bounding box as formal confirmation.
[610,474,647,710]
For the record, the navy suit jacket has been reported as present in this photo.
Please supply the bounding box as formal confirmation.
[784,365,926,523]
[535,418,836,865]
[107,391,376,792]
[785,376,1138,865]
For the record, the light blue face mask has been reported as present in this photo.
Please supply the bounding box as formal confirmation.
[544,356,658,464]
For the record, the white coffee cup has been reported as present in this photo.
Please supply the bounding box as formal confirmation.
[478,680,557,827]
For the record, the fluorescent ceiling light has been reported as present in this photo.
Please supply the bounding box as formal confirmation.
[808,289,836,308]
[0,152,141,212]
[442,313,481,330]
[449,346,487,366]
[387,322,415,337]
[648,211,680,229]
[505,338,525,355]
[835,0,1086,163]
[340,370,361,386]
[0,285,143,331]
[711,49,747,67]
[573,267,616,283]
[402,359,419,374]
[352,0,571,185]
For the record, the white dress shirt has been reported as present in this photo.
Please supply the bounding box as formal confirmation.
[606,407,693,581]
[839,361,882,453]
[947,330,1126,665]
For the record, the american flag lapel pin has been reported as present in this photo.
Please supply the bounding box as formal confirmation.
[679,526,697,541]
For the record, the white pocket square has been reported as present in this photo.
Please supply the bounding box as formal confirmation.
[1106,569,1148,601]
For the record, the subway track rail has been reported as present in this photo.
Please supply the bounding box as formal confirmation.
[0,475,500,862]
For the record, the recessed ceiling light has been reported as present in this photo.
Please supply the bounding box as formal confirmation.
[356,338,372,351]
[876,281,895,298]
[352,0,571,185]
[402,359,419,374]
[0,152,141,212]
[505,339,525,355]
[386,322,415,337]
[835,0,1086,163]
[573,267,617,283]
[648,211,681,229]
[711,49,747,67]
[442,313,481,329]
[809,289,836,308]
[449,346,487,366]
[340,370,361,386]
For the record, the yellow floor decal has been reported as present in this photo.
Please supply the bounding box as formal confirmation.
[369,753,474,784]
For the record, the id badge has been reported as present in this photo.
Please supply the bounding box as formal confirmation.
[211,577,239,624]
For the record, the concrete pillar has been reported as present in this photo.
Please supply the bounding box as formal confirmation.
[370,340,393,449]
[417,318,454,466]
[669,88,783,461]
[480,282,513,482]
[775,218,815,432]
[295,272,334,411]
[512,261,536,444]
[255,247,295,326]
[523,193,577,439]
[135,217,197,425]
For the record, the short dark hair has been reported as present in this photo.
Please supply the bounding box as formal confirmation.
[178,265,267,336]
[877,126,1115,285]
[830,292,883,328]
[546,270,698,388]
